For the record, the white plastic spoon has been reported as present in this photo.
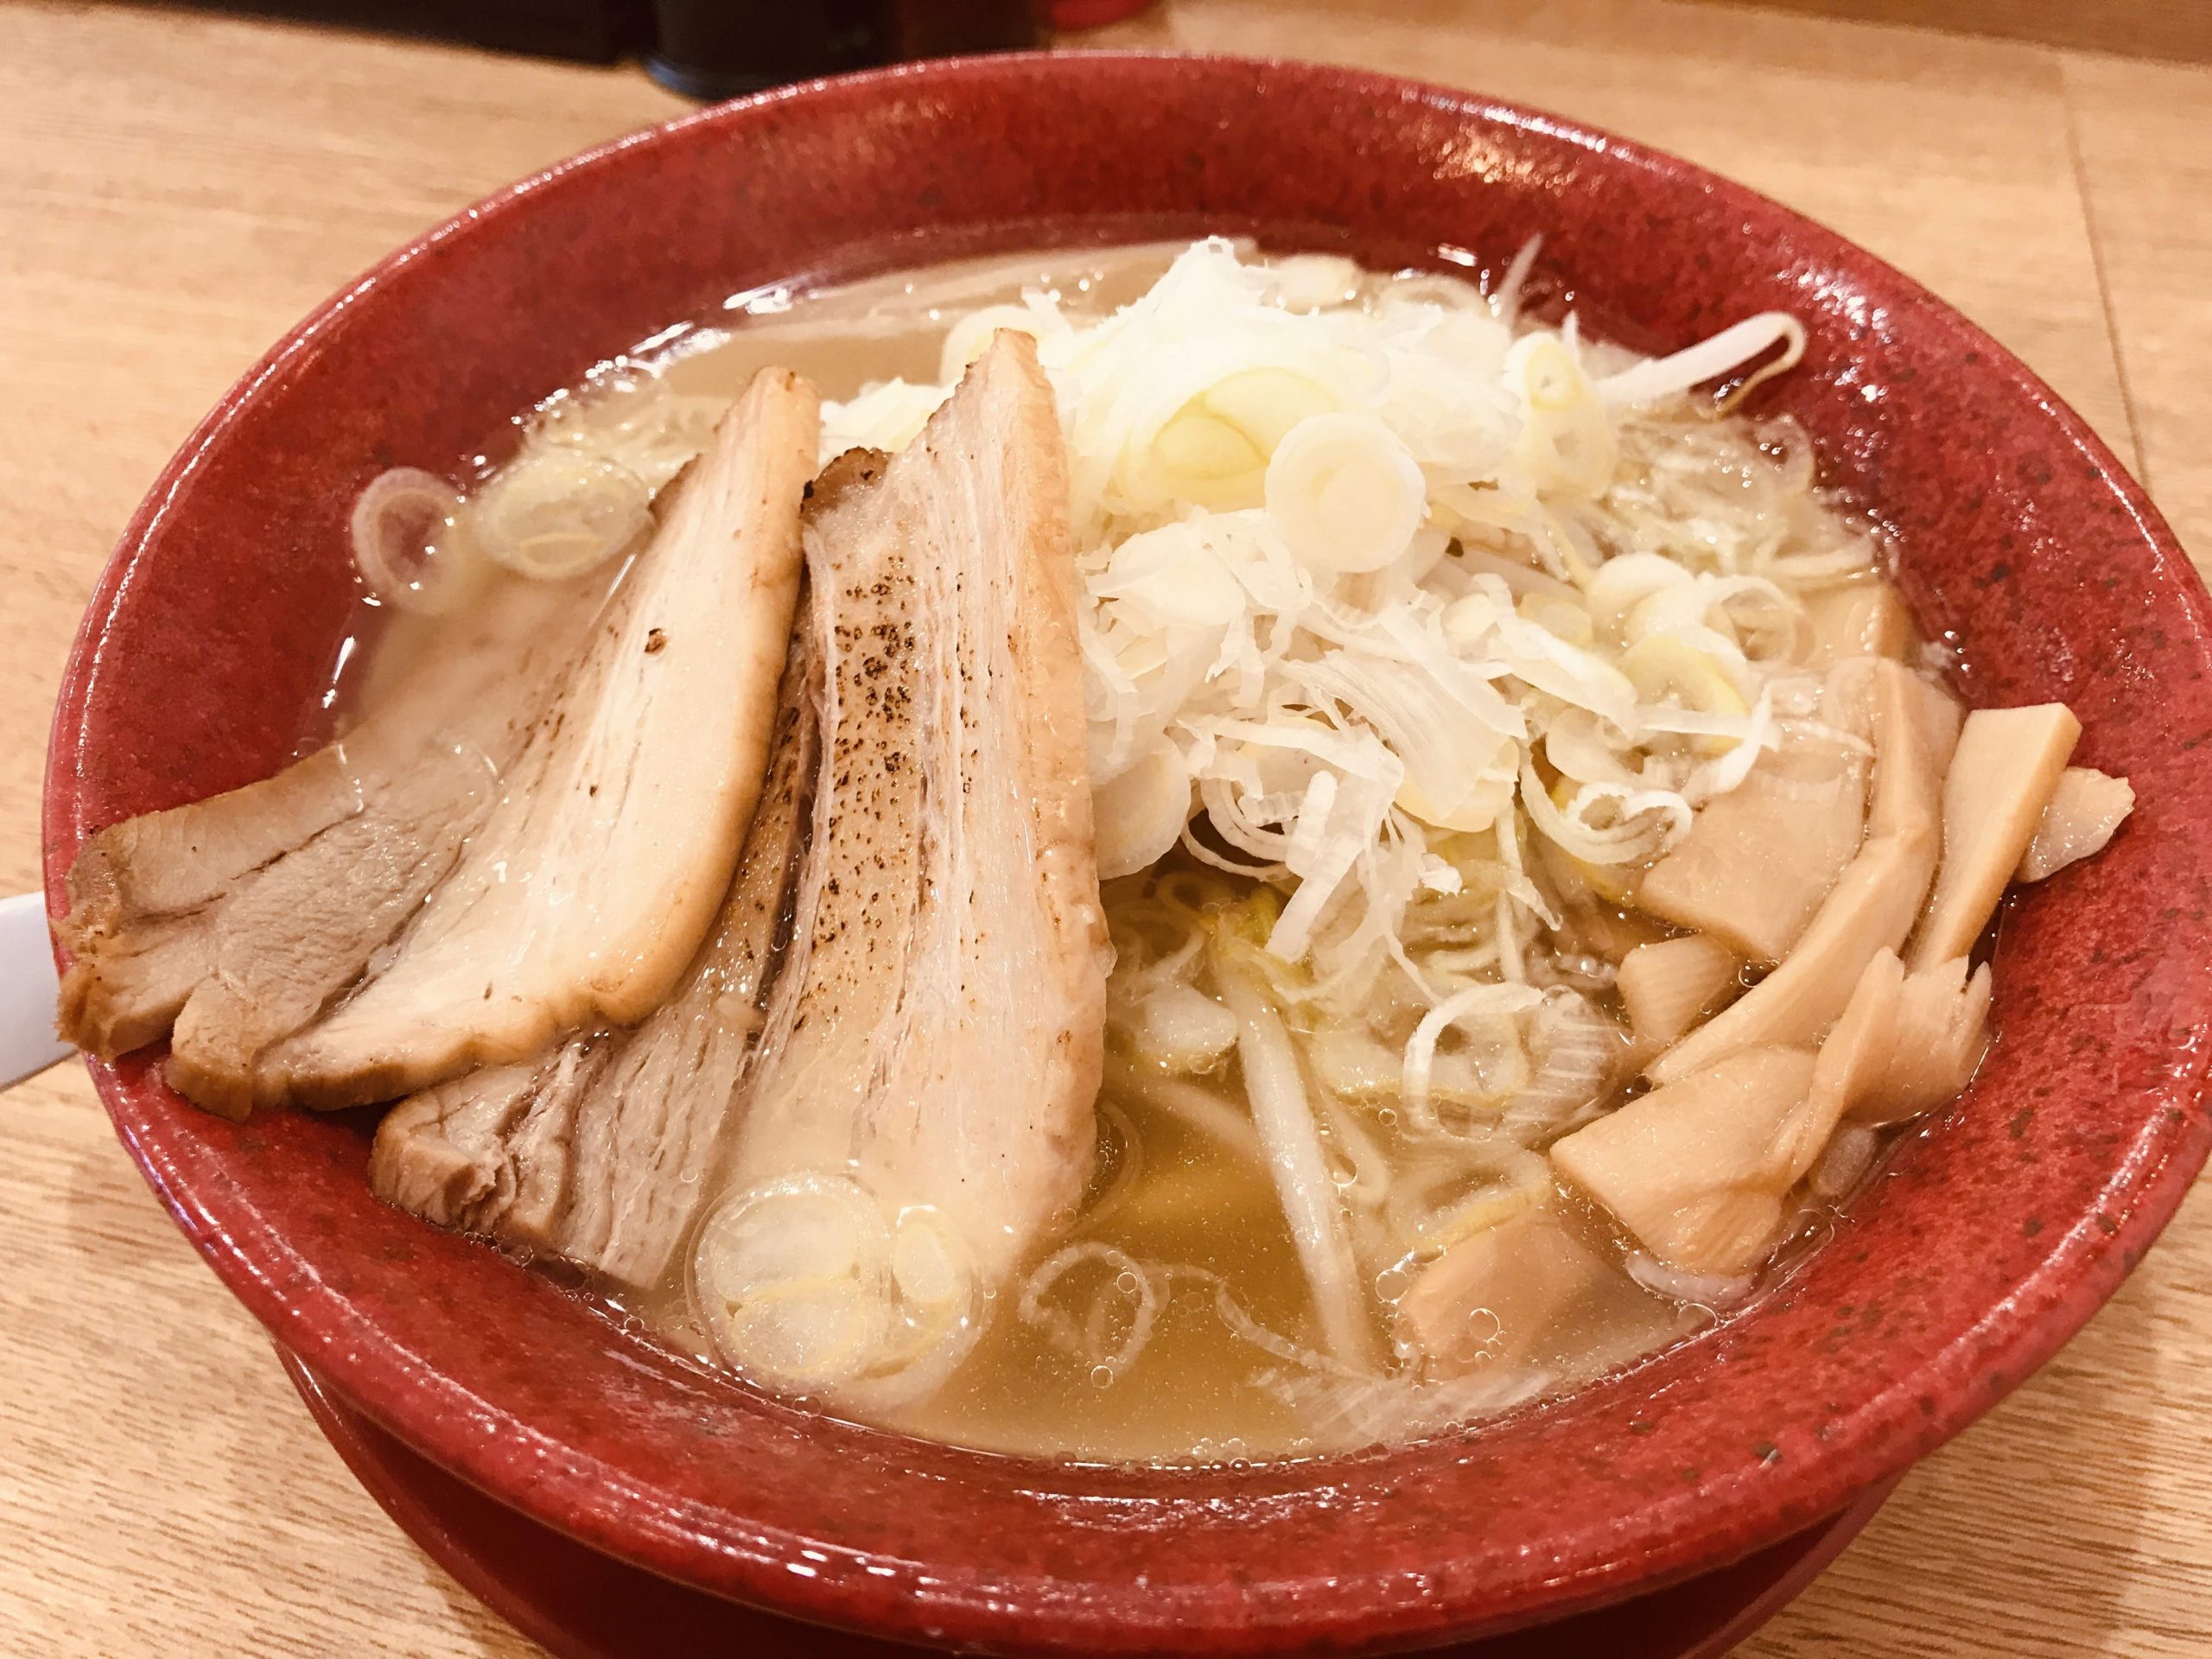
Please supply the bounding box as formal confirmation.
[0,891,73,1090]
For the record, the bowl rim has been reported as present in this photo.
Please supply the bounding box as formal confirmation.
[45,47,2212,1654]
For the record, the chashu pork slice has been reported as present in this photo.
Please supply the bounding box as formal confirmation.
[261,368,819,1110]
[56,574,596,1109]
[690,332,1111,1406]
[55,367,817,1118]
[367,594,821,1291]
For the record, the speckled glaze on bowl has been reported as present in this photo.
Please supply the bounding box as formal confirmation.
[43,52,2212,1656]
[274,1348,1901,1659]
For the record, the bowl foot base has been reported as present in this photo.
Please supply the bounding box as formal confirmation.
[278,1349,1891,1658]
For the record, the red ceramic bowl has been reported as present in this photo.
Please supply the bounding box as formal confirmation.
[44,52,2212,1656]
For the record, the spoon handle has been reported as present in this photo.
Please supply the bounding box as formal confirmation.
[0,892,73,1090]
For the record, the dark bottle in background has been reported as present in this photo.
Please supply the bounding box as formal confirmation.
[175,0,1137,96]
[881,0,1043,57]
[645,0,1042,100]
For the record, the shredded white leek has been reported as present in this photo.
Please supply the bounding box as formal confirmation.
[1596,312,1807,410]
[805,242,1865,1024]
[1402,982,1547,1128]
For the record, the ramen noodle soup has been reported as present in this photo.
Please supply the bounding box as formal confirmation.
[56,240,2134,1462]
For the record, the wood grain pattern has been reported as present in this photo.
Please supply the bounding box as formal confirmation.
[0,3,2203,1656]
[1719,0,2212,64]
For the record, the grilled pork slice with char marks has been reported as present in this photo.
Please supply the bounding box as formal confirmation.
[691,333,1110,1408]
[368,601,821,1291]
[56,367,817,1118]
[266,368,817,1110]
[56,577,593,1115]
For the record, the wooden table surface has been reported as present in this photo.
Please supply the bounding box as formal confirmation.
[2,2,2206,1654]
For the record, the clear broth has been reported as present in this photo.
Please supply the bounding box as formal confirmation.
[340,243,1924,1465]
